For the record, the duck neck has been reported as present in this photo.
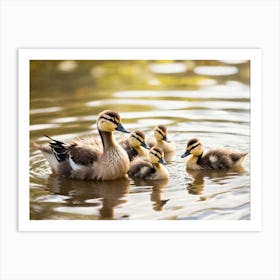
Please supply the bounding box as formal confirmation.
[99,130,115,152]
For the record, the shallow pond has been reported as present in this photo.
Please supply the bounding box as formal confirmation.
[30,60,250,220]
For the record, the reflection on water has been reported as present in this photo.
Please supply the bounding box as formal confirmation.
[187,166,247,196]
[133,178,170,212]
[31,175,130,220]
[30,59,250,220]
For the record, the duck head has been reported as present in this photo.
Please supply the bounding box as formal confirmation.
[97,110,130,133]
[181,138,203,158]
[128,130,149,149]
[149,146,166,165]
[154,125,169,142]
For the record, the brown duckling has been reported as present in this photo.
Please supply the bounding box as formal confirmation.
[35,110,130,181]
[181,138,248,170]
[129,147,169,180]
[147,125,176,153]
[120,130,149,161]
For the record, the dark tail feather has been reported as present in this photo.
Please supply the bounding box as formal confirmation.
[45,135,68,162]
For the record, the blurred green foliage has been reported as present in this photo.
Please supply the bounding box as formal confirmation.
[30,60,250,95]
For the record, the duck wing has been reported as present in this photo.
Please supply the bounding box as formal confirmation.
[201,150,232,169]
[67,138,103,166]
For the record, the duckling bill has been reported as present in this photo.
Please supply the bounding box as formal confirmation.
[181,138,248,170]
[35,110,130,181]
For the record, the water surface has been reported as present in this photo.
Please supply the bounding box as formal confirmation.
[30,60,250,220]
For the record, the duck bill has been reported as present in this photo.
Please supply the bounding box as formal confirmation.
[162,135,170,143]
[141,141,149,149]
[159,158,167,165]
[181,150,190,158]
[116,123,130,133]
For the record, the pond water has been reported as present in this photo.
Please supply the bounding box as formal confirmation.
[30,60,250,220]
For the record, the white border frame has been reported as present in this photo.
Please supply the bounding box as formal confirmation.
[18,48,262,232]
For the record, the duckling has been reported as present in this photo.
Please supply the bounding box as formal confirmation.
[120,130,149,161]
[35,110,130,181]
[128,147,169,180]
[147,125,176,153]
[181,138,248,170]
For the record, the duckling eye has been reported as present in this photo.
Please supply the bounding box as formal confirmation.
[150,151,162,159]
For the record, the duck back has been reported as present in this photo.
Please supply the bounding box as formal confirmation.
[199,149,247,169]
[129,157,155,179]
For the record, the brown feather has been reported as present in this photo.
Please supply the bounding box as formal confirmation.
[129,157,155,179]
[230,152,248,162]
[67,138,102,166]
[197,150,247,169]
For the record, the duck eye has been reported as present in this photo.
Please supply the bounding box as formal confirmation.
[151,151,162,159]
